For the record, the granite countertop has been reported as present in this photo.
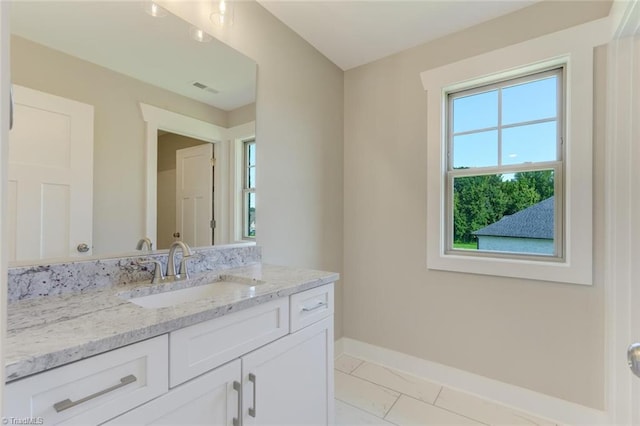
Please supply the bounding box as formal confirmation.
[6,263,339,382]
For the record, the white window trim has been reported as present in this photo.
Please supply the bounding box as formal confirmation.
[227,121,256,243]
[242,139,256,240]
[420,18,611,285]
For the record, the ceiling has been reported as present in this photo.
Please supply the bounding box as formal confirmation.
[10,1,256,111]
[257,0,540,70]
[9,0,543,106]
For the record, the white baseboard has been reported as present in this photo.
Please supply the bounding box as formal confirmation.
[335,337,609,426]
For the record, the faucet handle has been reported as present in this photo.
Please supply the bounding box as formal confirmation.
[178,255,194,280]
[137,258,165,284]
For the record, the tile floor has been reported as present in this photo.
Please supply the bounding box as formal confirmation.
[334,354,559,426]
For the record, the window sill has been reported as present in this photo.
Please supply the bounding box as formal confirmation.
[428,251,591,285]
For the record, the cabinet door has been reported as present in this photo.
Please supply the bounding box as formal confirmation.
[104,359,241,426]
[242,316,334,426]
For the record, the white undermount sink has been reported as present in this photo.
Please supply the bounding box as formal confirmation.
[119,275,266,309]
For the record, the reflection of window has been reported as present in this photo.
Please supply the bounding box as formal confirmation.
[243,140,256,239]
[446,68,563,258]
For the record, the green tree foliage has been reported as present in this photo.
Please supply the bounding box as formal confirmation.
[502,179,540,215]
[514,170,554,200]
[453,174,506,243]
[453,171,555,244]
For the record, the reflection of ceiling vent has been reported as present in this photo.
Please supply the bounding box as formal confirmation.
[191,81,219,94]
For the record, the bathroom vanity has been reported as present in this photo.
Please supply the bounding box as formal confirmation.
[4,248,337,426]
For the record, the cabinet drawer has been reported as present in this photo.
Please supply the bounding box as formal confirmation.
[170,297,289,387]
[290,283,334,332]
[5,335,168,426]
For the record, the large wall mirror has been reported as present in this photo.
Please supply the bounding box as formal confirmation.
[8,1,257,265]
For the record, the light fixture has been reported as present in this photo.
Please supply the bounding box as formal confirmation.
[143,1,167,18]
[189,26,213,43]
[210,0,234,26]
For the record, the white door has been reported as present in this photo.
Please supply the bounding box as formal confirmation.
[176,143,213,247]
[622,34,640,425]
[105,359,241,425]
[609,2,640,423]
[241,317,334,426]
[8,85,93,261]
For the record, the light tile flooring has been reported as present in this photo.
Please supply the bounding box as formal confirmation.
[334,355,558,426]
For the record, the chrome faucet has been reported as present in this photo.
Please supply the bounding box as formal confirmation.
[136,237,153,251]
[167,241,194,280]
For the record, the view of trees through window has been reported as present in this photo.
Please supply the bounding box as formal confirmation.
[447,68,562,256]
[453,170,554,249]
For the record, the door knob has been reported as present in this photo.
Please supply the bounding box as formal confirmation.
[77,243,90,253]
[627,343,640,377]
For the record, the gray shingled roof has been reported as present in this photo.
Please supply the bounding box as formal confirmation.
[472,196,554,239]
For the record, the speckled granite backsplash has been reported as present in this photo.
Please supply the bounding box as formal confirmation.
[8,244,261,302]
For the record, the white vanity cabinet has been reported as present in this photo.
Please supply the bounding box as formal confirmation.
[110,283,334,426]
[107,316,333,426]
[6,283,335,426]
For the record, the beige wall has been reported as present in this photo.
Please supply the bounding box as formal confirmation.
[165,1,345,338]
[10,35,229,255]
[228,102,256,128]
[157,132,208,172]
[343,1,610,409]
[156,169,176,250]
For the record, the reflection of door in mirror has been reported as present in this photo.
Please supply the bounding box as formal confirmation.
[157,132,214,250]
[8,85,93,261]
[177,144,214,249]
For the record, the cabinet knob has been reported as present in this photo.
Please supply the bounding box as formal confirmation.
[77,243,90,253]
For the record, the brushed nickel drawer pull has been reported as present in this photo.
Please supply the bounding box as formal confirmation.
[301,301,327,312]
[232,381,242,426]
[249,373,257,417]
[53,374,137,413]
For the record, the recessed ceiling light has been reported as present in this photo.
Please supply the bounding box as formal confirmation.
[210,0,234,26]
[189,27,213,43]
[143,1,167,18]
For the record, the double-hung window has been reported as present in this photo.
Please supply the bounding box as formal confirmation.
[243,139,256,239]
[446,68,564,258]
[422,20,603,285]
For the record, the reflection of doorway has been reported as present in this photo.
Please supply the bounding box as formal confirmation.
[156,131,214,250]
[9,85,94,261]
[141,103,229,247]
